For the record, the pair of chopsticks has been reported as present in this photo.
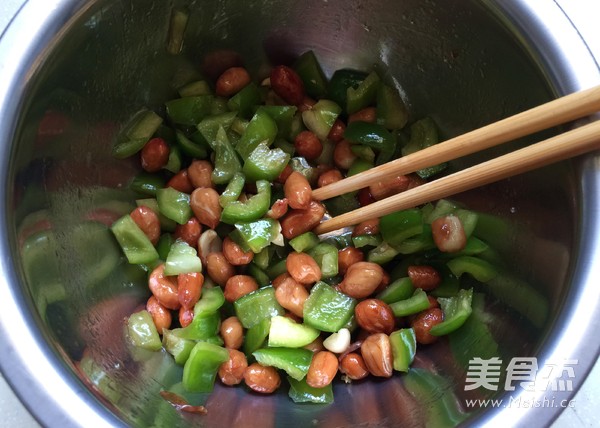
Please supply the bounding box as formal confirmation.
[313,84,600,234]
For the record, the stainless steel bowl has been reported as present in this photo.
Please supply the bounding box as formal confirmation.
[0,1,598,427]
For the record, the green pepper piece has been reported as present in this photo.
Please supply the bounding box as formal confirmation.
[289,232,320,253]
[247,263,270,287]
[344,121,397,165]
[390,289,430,317]
[253,347,313,381]
[211,96,230,115]
[178,80,212,97]
[430,288,473,336]
[352,234,382,249]
[253,246,273,270]
[162,328,195,365]
[346,71,380,114]
[165,95,213,125]
[402,117,446,178]
[273,137,296,157]
[175,287,226,340]
[301,99,342,140]
[175,129,209,159]
[350,144,376,164]
[156,233,174,260]
[327,69,368,112]
[166,7,189,55]
[156,187,192,225]
[376,277,414,304]
[243,317,271,356]
[232,218,280,253]
[308,243,339,278]
[325,192,360,218]
[127,310,162,351]
[227,83,262,119]
[130,172,165,197]
[243,142,290,182]
[268,315,320,348]
[234,286,284,328]
[393,224,436,254]
[266,258,288,280]
[197,111,238,148]
[111,215,159,264]
[348,158,374,177]
[195,286,226,317]
[446,256,497,282]
[219,172,245,208]
[288,377,334,404]
[182,341,229,393]
[112,110,163,159]
[212,126,242,185]
[430,267,460,298]
[376,84,408,130]
[293,50,328,99]
[136,198,177,232]
[236,109,278,159]
[163,239,202,275]
[221,180,271,224]
[390,328,417,372]
[367,241,400,265]
[380,208,423,246]
[258,106,298,139]
[303,281,356,332]
[163,144,182,174]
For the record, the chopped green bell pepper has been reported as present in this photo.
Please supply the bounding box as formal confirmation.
[327,69,368,112]
[258,105,298,139]
[227,83,262,119]
[288,377,334,404]
[268,315,320,348]
[182,341,229,393]
[196,111,238,148]
[389,288,430,317]
[376,84,409,130]
[389,328,417,372]
[178,80,212,97]
[352,234,382,249]
[219,172,246,207]
[289,231,320,253]
[163,239,202,275]
[446,256,497,282]
[112,110,163,159]
[221,180,271,224]
[376,277,414,304]
[402,117,446,178]
[301,99,342,140]
[380,209,423,246]
[175,129,209,159]
[430,288,473,336]
[212,126,242,185]
[367,241,400,265]
[303,281,356,332]
[127,310,162,351]
[242,142,290,182]
[346,71,380,114]
[253,347,313,381]
[344,121,397,165]
[165,95,213,125]
[232,218,281,253]
[293,50,328,99]
[236,109,278,159]
[162,328,195,365]
[243,317,271,356]
[308,243,339,278]
[111,214,159,264]
[234,286,284,328]
[156,187,192,225]
[130,172,165,197]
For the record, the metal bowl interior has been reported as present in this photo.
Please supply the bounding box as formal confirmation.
[0,0,598,427]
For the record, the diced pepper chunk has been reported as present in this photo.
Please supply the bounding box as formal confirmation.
[268,316,320,348]
[303,282,356,332]
[253,347,313,381]
[430,288,473,336]
[390,328,417,372]
[127,310,162,351]
[234,286,284,328]
[182,342,229,393]
[111,214,159,264]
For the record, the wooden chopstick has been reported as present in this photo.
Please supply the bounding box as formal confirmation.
[314,119,600,234]
[312,84,600,202]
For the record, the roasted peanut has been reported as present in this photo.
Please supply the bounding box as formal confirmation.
[205,251,235,286]
[224,275,259,302]
[369,175,410,201]
[427,295,440,309]
[352,218,380,237]
[284,171,312,210]
[166,169,194,194]
[339,352,369,380]
[411,308,444,344]
[179,306,194,328]
[286,252,322,285]
[277,164,293,184]
[222,236,254,266]
[220,316,244,350]
[294,130,323,161]
[146,296,172,334]
[339,261,384,299]
[141,137,170,173]
[280,200,326,239]
[306,351,339,388]
[298,96,316,112]
[130,205,160,245]
[333,140,357,170]
[348,107,377,124]
[304,336,325,353]
[269,65,305,105]
[361,333,393,377]
[318,169,343,188]
[267,198,289,220]
[190,187,222,229]
[148,264,180,310]
[178,271,204,310]
[327,119,346,143]
[355,299,395,334]
[244,363,281,394]
[275,278,309,318]
[272,272,296,289]
[219,349,248,386]
[431,215,467,253]
[337,247,365,275]
[173,217,202,247]
[407,265,441,291]
[187,160,214,189]
[358,188,375,207]
[215,67,251,97]
[198,229,222,266]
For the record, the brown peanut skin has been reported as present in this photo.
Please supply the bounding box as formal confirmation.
[177,271,204,310]
[352,218,380,237]
[348,107,377,124]
[327,119,346,143]
[205,252,235,286]
[224,275,259,303]
[267,198,289,220]
[306,351,339,388]
[219,349,248,386]
[318,169,343,188]
[130,206,161,245]
[141,137,170,173]
[190,187,222,230]
[215,67,251,97]
[361,333,393,378]
[294,130,323,160]
[146,296,172,335]
[270,65,305,105]
[179,306,194,328]
[284,171,312,210]
[369,175,410,201]
[355,299,395,335]
[148,264,180,310]
[333,140,357,170]
[244,363,281,394]
[274,278,309,318]
[220,316,244,350]
[339,352,369,380]
[280,200,326,239]
[173,217,202,248]
[337,247,365,276]
[166,169,194,194]
[286,252,322,285]
[407,265,442,291]
[431,215,467,253]
[339,261,384,299]
[222,236,254,265]
[187,160,214,189]
[411,308,444,344]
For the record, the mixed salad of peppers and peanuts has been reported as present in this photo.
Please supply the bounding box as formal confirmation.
[112,50,483,408]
